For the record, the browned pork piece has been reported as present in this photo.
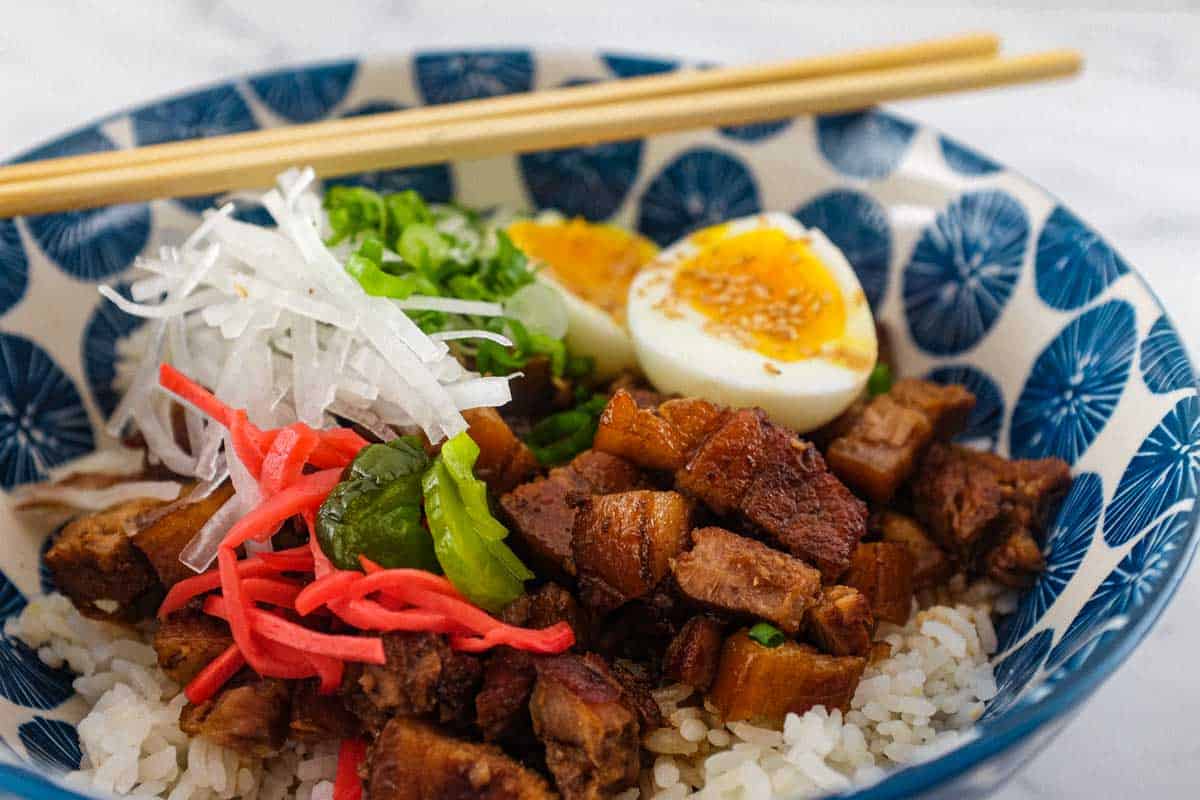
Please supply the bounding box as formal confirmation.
[595,392,868,579]
[530,654,641,800]
[153,608,234,685]
[671,527,821,635]
[289,679,361,743]
[842,542,916,626]
[464,408,541,495]
[874,511,954,590]
[179,678,291,758]
[708,631,866,726]
[663,616,725,690]
[367,717,555,800]
[804,586,874,657]
[476,649,538,744]
[343,632,482,733]
[500,450,643,578]
[825,379,975,504]
[985,528,1046,588]
[572,490,693,613]
[593,390,728,472]
[501,582,588,648]
[912,443,1070,566]
[44,497,167,620]
[131,481,235,587]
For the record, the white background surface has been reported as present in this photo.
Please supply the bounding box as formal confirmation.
[3,1,1199,796]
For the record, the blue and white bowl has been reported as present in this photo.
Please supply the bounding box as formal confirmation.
[0,48,1195,800]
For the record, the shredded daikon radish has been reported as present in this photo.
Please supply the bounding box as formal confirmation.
[15,481,183,512]
[100,169,520,503]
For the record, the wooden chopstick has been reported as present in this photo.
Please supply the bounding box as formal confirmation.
[0,50,1081,218]
[0,32,1000,188]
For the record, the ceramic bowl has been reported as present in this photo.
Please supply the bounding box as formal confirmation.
[0,48,1195,800]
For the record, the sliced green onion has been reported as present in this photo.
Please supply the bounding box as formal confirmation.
[867,363,893,396]
[748,622,784,648]
[399,223,450,272]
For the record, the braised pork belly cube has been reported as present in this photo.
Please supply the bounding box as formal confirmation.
[981,450,1073,531]
[911,444,1009,563]
[674,408,867,579]
[805,586,874,657]
[368,717,555,800]
[985,527,1046,588]
[343,632,482,733]
[464,408,540,495]
[180,678,291,758]
[739,435,868,580]
[825,394,933,504]
[132,481,235,588]
[530,654,641,800]
[501,582,589,648]
[826,379,976,504]
[500,450,643,577]
[708,631,866,726]
[289,679,361,743]
[572,490,693,613]
[593,389,725,472]
[671,527,821,635]
[842,542,915,625]
[610,660,664,731]
[913,444,1070,569]
[45,497,167,621]
[874,511,954,590]
[663,616,726,690]
[153,608,233,685]
[476,648,538,745]
[889,378,976,440]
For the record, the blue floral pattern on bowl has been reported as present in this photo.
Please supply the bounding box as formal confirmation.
[903,190,1027,355]
[518,79,642,220]
[18,718,81,773]
[1141,315,1195,395]
[939,135,1001,176]
[414,51,534,105]
[0,220,28,315]
[1035,205,1129,311]
[817,110,916,179]
[1010,299,1136,464]
[794,189,891,311]
[637,147,761,246]
[0,332,94,488]
[1103,395,1199,548]
[14,128,151,282]
[0,47,1196,800]
[248,61,357,123]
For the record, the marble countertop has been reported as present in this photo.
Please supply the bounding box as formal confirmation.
[3,1,1198,796]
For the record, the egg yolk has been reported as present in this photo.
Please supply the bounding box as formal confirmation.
[507,219,657,321]
[671,228,847,362]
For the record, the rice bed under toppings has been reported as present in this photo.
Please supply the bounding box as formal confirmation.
[7,591,1002,800]
[5,594,337,800]
[640,603,1000,800]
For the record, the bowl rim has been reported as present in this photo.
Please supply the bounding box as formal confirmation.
[2,45,1198,800]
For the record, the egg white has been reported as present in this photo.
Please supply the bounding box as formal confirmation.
[535,270,637,380]
[626,212,877,432]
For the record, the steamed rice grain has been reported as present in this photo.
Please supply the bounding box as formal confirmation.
[6,595,337,800]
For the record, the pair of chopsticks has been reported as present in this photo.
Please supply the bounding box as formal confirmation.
[0,34,1081,218]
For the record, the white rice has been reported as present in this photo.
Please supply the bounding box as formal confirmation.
[6,587,1010,800]
[640,599,1004,800]
[5,594,336,800]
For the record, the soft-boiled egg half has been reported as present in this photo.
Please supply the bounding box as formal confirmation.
[507,216,657,379]
[627,213,877,432]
